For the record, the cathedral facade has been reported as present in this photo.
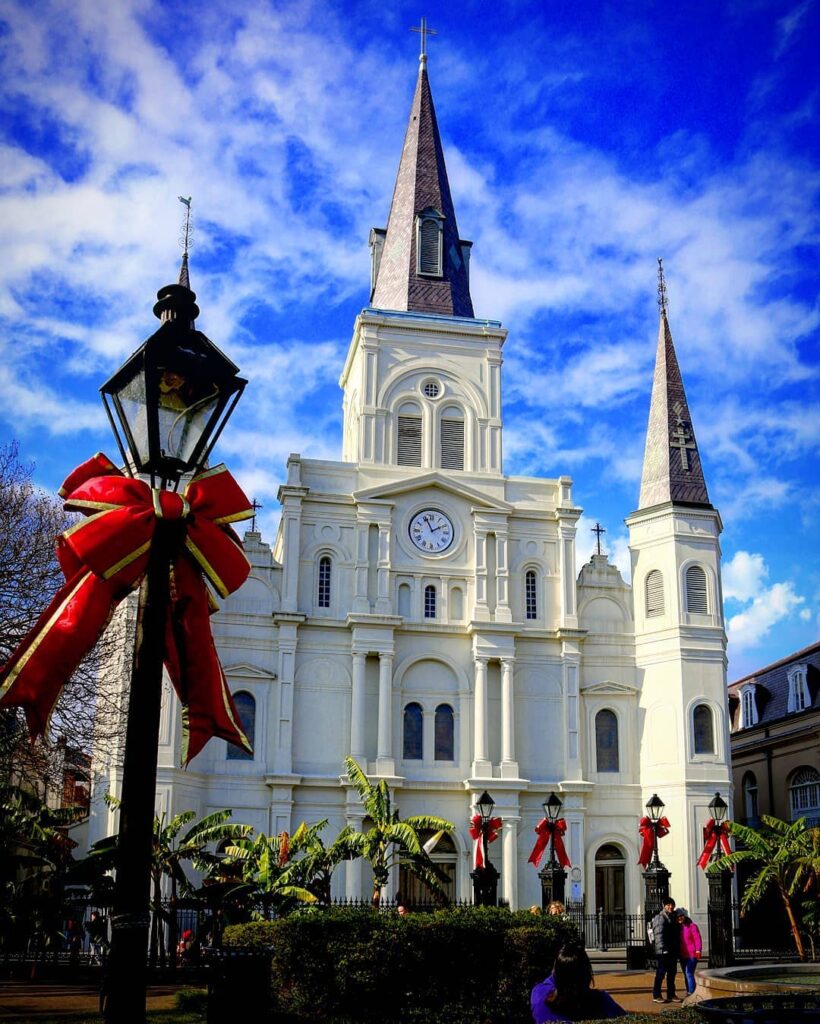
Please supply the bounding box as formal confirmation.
[89,52,732,921]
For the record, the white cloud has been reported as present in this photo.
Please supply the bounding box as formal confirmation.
[727,580,805,651]
[723,551,768,603]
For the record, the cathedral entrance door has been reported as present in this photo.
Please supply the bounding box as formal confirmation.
[594,843,626,945]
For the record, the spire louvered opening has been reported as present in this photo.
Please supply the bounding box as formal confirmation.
[645,570,665,617]
[417,213,443,276]
[685,564,708,614]
[397,408,423,466]
[440,412,464,470]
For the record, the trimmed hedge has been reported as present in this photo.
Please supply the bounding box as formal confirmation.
[224,906,578,1023]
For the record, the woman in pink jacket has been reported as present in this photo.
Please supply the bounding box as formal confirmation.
[675,908,702,996]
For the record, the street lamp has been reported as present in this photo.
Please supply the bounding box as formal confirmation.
[705,792,734,968]
[538,791,567,908]
[471,790,499,907]
[642,793,671,926]
[100,273,246,1024]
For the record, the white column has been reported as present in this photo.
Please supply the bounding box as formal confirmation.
[473,528,489,619]
[350,651,367,761]
[376,653,394,775]
[502,817,519,909]
[472,657,490,777]
[495,530,512,623]
[273,625,298,773]
[345,812,365,899]
[352,523,369,612]
[500,658,518,778]
[376,523,392,613]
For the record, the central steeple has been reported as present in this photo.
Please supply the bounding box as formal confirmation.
[369,50,475,318]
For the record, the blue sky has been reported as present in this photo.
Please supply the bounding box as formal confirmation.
[0,0,817,679]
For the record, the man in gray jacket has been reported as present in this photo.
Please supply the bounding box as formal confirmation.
[651,897,682,1003]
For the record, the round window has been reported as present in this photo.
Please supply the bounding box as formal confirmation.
[422,380,440,399]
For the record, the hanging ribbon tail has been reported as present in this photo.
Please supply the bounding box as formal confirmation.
[637,817,654,868]
[165,556,251,766]
[528,819,549,867]
[0,570,119,740]
[469,815,485,869]
[553,819,572,868]
[697,820,733,871]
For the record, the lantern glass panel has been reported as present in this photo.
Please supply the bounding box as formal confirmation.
[156,367,221,466]
[113,368,150,467]
[476,791,495,821]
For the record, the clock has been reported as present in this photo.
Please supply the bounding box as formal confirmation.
[409,509,454,553]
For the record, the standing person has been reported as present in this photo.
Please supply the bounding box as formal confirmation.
[86,911,109,965]
[675,908,702,997]
[650,897,682,1004]
[531,942,626,1022]
[547,900,566,916]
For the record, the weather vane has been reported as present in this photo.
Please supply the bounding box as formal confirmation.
[178,196,193,257]
[592,522,606,556]
[410,16,437,59]
[657,257,668,317]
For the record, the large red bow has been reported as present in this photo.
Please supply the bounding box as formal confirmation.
[469,814,502,869]
[697,819,733,871]
[638,815,670,867]
[0,453,255,765]
[528,818,571,869]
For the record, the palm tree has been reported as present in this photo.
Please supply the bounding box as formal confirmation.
[343,756,454,907]
[278,819,359,905]
[222,830,317,917]
[712,814,820,961]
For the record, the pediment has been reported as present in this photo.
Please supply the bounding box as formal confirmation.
[354,472,512,512]
[223,663,277,681]
[580,680,638,696]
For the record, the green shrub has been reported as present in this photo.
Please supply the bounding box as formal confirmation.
[224,905,577,1023]
[174,987,208,1012]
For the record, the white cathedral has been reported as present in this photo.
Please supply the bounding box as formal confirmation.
[89,50,732,921]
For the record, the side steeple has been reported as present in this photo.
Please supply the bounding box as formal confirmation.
[637,260,710,510]
[369,47,474,318]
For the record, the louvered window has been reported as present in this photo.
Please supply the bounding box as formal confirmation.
[440,418,464,470]
[645,570,664,617]
[418,217,442,275]
[686,565,708,613]
[317,556,331,608]
[397,415,422,466]
[424,584,437,619]
[525,570,537,620]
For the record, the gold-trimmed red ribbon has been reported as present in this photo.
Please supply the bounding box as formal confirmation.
[469,814,502,869]
[0,453,255,765]
[638,815,670,867]
[697,818,733,871]
[528,818,571,869]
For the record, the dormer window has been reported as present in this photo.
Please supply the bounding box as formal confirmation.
[740,683,758,729]
[787,664,810,714]
[417,209,444,276]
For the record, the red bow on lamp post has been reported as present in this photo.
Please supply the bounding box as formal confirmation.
[469,814,502,868]
[698,818,733,871]
[0,453,254,764]
[638,815,670,868]
[528,818,571,869]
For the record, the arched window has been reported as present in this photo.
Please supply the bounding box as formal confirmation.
[740,685,758,729]
[317,556,332,608]
[525,570,537,620]
[742,771,758,822]
[397,401,423,466]
[692,703,715,755]
[227,691,255,761]
[417,213,443,276]
[595,709,619,772]
[424,584,437,619]
[686,565,708,614]
[645,570,664,617]
[403,703,423,760]
[789,767,820,823]
[434,704,454,761]
[439,406,464,470]
[398,583,412,617]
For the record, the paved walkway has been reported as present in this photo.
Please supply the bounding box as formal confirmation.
[0,981,179,1019]
[594,968,688,1016]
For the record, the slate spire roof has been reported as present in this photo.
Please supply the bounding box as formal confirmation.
[638,263,710,509]
[370,54,474,318]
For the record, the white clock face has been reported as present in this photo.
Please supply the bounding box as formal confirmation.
[409,509,454,553]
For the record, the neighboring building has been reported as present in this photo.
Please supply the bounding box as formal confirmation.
[89,49,732,919]
[728,642,820,828]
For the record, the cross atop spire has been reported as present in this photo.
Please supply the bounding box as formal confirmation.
[410,17,437,63]
[592,522,606,556]
[657,257,668,317]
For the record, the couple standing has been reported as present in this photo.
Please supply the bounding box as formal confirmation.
[650,897,702,1003]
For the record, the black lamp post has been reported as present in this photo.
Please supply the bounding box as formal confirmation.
[538,791,567,908]
[706,792,734,968]
[642,793,671,923]
[471,790,499,907]
[100,274,246,1024]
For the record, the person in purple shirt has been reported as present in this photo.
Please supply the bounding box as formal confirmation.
[531,942,626,1023]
